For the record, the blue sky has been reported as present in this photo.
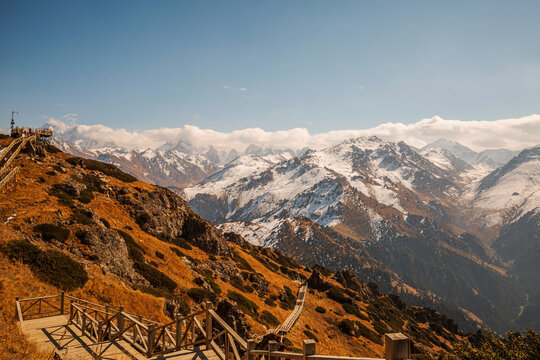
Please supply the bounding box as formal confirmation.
[1,0,539,133]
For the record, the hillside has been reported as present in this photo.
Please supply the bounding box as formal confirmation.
[0,137,463,359]
[185,136,530,333]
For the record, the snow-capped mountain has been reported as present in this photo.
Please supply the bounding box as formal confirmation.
[422,138,520,168]
[185,136,540,333]
[51,138,219,189]
[185,136,471,227]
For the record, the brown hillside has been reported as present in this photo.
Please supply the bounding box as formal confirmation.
[0,139,462,359]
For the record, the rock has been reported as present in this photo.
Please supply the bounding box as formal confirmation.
[388,293,406,311]
[77,226,146,283]
[241,272,269,297]
[118,187,230,255]
[307,270,330,291]
[335,270,372,297]
[164,298,191,319]
[215,300,251,340]
[53,180,85,197]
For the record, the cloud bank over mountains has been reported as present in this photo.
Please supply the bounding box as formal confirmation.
[44,114,540,152]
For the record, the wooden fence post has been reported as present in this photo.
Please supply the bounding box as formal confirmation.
[60,292,65,315]
[303,339,316,360]
[384,333,410,360]
[269,340,279,360]
[246,339,255,360]
[206,301,213,350]
[176,316,183,350]
[81,308,87,336]
[148,324,156,356]
[69,300,74,321]
[15,297,19,319]
[118,306,125,333]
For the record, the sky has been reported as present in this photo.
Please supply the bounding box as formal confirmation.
[1,0,539,136]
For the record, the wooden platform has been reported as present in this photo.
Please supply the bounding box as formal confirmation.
[20,314,215,360]
[21,314,145,359]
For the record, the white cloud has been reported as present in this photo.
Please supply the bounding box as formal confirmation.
[44,114,540,153]
[223,85,249,92]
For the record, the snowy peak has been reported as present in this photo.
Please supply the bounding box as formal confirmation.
[469,146,540,226]
[422,138,520,168]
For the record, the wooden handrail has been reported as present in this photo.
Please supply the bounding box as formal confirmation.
[16,293,411,360]
[209,309,248,349]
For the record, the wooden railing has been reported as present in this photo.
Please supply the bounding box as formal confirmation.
[247,336,409,360]
[0,136,24,163]
[16,294,410,360]
[0,166,20,191]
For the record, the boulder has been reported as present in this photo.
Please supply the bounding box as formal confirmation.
[215,300,251,340]
[307,269,330,291]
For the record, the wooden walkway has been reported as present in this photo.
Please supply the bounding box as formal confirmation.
[16,292,411,360]
[21,314,146,359]
[272,282,308,335]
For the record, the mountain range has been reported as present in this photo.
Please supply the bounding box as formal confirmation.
[47,125,539,334]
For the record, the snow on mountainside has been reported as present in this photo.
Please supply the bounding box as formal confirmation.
[185,136,469,229]
[465,146,540,227]
[51,138,219,190]
[422,138,520,168]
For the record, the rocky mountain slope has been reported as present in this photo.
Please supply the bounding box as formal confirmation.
[42,133,540,334]
[185,137,538,333]
[0,137,464,359]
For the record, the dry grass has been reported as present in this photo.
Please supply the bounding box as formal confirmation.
[0,147,458,359]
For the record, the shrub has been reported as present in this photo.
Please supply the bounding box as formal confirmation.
[66,157,137,182]
[171,237,192,250]
[327,287,352,304]
[227,291,259,317]
[117,229,146,263]
[279,286,296,310]
[124,225,133,230]
[260,310,280,327]
[342,303,366,319]
[155,251,165,260]
[265,297,277,307]
[35,250,89,291]
[52,165,65,173]
[71,209,94,225]
[49,188,73,206]
[303,330,319,342]
[134,262,177,293]
[338,319,381,344]
[188,288,216,303]
[315,306,326,314]
[249,250,278,272]
[78,189,94,204]
[232,251,255,272]
[170,246,185,258]
[100,218,110,228]
[34,223,70,243]
[373,320,388,334]
[3,241,88,291]
[3,240,41,263]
